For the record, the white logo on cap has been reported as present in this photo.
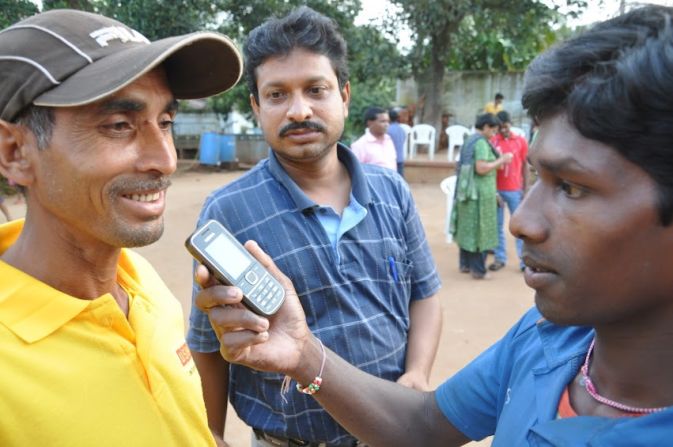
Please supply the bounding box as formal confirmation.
[90,26,150,47]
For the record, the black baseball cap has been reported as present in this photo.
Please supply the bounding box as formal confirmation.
[0,9,243,122]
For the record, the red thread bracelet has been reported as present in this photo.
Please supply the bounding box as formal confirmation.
[296,338,326,395]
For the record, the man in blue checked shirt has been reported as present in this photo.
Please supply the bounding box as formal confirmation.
[187,6,441,447]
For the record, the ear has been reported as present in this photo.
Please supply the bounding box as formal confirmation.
[341,81,351,119]
[0,120,36,187]
[250,94,261,122]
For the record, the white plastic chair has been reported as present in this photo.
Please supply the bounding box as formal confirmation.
[445,125,470,162]
[408,124,436,160]
[440,175,457,243]
[509,126,526,137]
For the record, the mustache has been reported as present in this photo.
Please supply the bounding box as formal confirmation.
[279,121,326,137]
[108,176,172,195]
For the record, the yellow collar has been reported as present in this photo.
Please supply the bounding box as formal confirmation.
[0,219,141,343]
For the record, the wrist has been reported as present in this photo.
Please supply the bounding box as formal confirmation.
[289,335,325,385]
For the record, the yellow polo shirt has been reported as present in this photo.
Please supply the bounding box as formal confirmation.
[0,220,215,446]
[484,101,503,115]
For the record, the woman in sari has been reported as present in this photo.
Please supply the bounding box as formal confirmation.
[452,113,512,279]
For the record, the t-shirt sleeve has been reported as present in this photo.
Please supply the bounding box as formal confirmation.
[399,180,441,300]
[474,139,491,162]
[434,308,541,440]
[521,136,529,160]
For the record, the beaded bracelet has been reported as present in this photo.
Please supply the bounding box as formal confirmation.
[295,338,326,395]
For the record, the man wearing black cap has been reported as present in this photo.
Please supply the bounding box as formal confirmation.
[0,9,241,446]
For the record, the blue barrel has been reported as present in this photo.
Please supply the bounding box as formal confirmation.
[199,132,220,165]
[219,134,236,162]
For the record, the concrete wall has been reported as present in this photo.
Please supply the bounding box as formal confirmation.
[397,71,530,132]
[173,111,258,137]
[173,112,221,136]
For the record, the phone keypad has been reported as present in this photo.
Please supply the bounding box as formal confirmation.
[246,273,284,314]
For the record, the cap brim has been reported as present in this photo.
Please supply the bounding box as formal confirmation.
[33,31,242,107]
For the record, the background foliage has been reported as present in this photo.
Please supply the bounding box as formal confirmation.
[0,0,38,28]
[1,0,593,139]
[384,0,588,131]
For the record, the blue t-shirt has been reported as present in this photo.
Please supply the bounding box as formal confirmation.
[314,192,367,261]
[436,307,673,446]
[387,122,407,162]
[187,144,440,444]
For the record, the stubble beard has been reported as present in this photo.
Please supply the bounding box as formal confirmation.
[106,216,165,248]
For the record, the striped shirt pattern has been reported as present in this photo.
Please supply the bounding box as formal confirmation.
[187,144,440,444]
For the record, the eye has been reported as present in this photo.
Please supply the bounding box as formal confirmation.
[107,121,131,131]
[159,118,174,131]
[559,180,586,199]
[268,91,285,100]
[100,120,134,137]
[308,86,327,96]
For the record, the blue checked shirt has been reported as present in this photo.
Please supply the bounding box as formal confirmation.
[187,144,440,445]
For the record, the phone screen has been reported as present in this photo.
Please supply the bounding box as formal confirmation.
[204,233,252,280]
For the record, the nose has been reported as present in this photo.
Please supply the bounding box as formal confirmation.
[136,122,177,176]
[509,181,548,244]
[286,93,313,122]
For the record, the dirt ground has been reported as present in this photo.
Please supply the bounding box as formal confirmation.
[3,164,534,446]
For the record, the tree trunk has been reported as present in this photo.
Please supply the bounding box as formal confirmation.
[420,49,446,153]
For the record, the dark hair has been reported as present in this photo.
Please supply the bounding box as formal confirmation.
[495,93,504,101]
[389,107,400,122]
[522,5,673,224]
[496,110,511,125]
[244,6,349,103]
[475,113,499,129]
[364,106,386,124]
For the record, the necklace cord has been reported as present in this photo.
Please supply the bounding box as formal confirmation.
[581,338,667,414]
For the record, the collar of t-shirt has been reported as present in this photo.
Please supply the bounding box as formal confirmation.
[266,142,372,212]
[315,192,367,262]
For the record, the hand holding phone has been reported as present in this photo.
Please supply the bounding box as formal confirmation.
[186,220,285,316]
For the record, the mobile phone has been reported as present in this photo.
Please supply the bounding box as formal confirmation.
[185,219,285,316]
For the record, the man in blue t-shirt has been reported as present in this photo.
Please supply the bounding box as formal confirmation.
[195,6,673,446]
[387,107,409,177]
[187,7,441,447]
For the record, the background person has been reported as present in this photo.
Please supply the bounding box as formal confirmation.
[484,93,504,115]
[351,106,397,171]
[489,110,528,272]
[0,9,241,446]
[187,7,441,447]
[195,6,673,446]
[437,112,452,154]
[387,107,408,177]
[451,113,512,279]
